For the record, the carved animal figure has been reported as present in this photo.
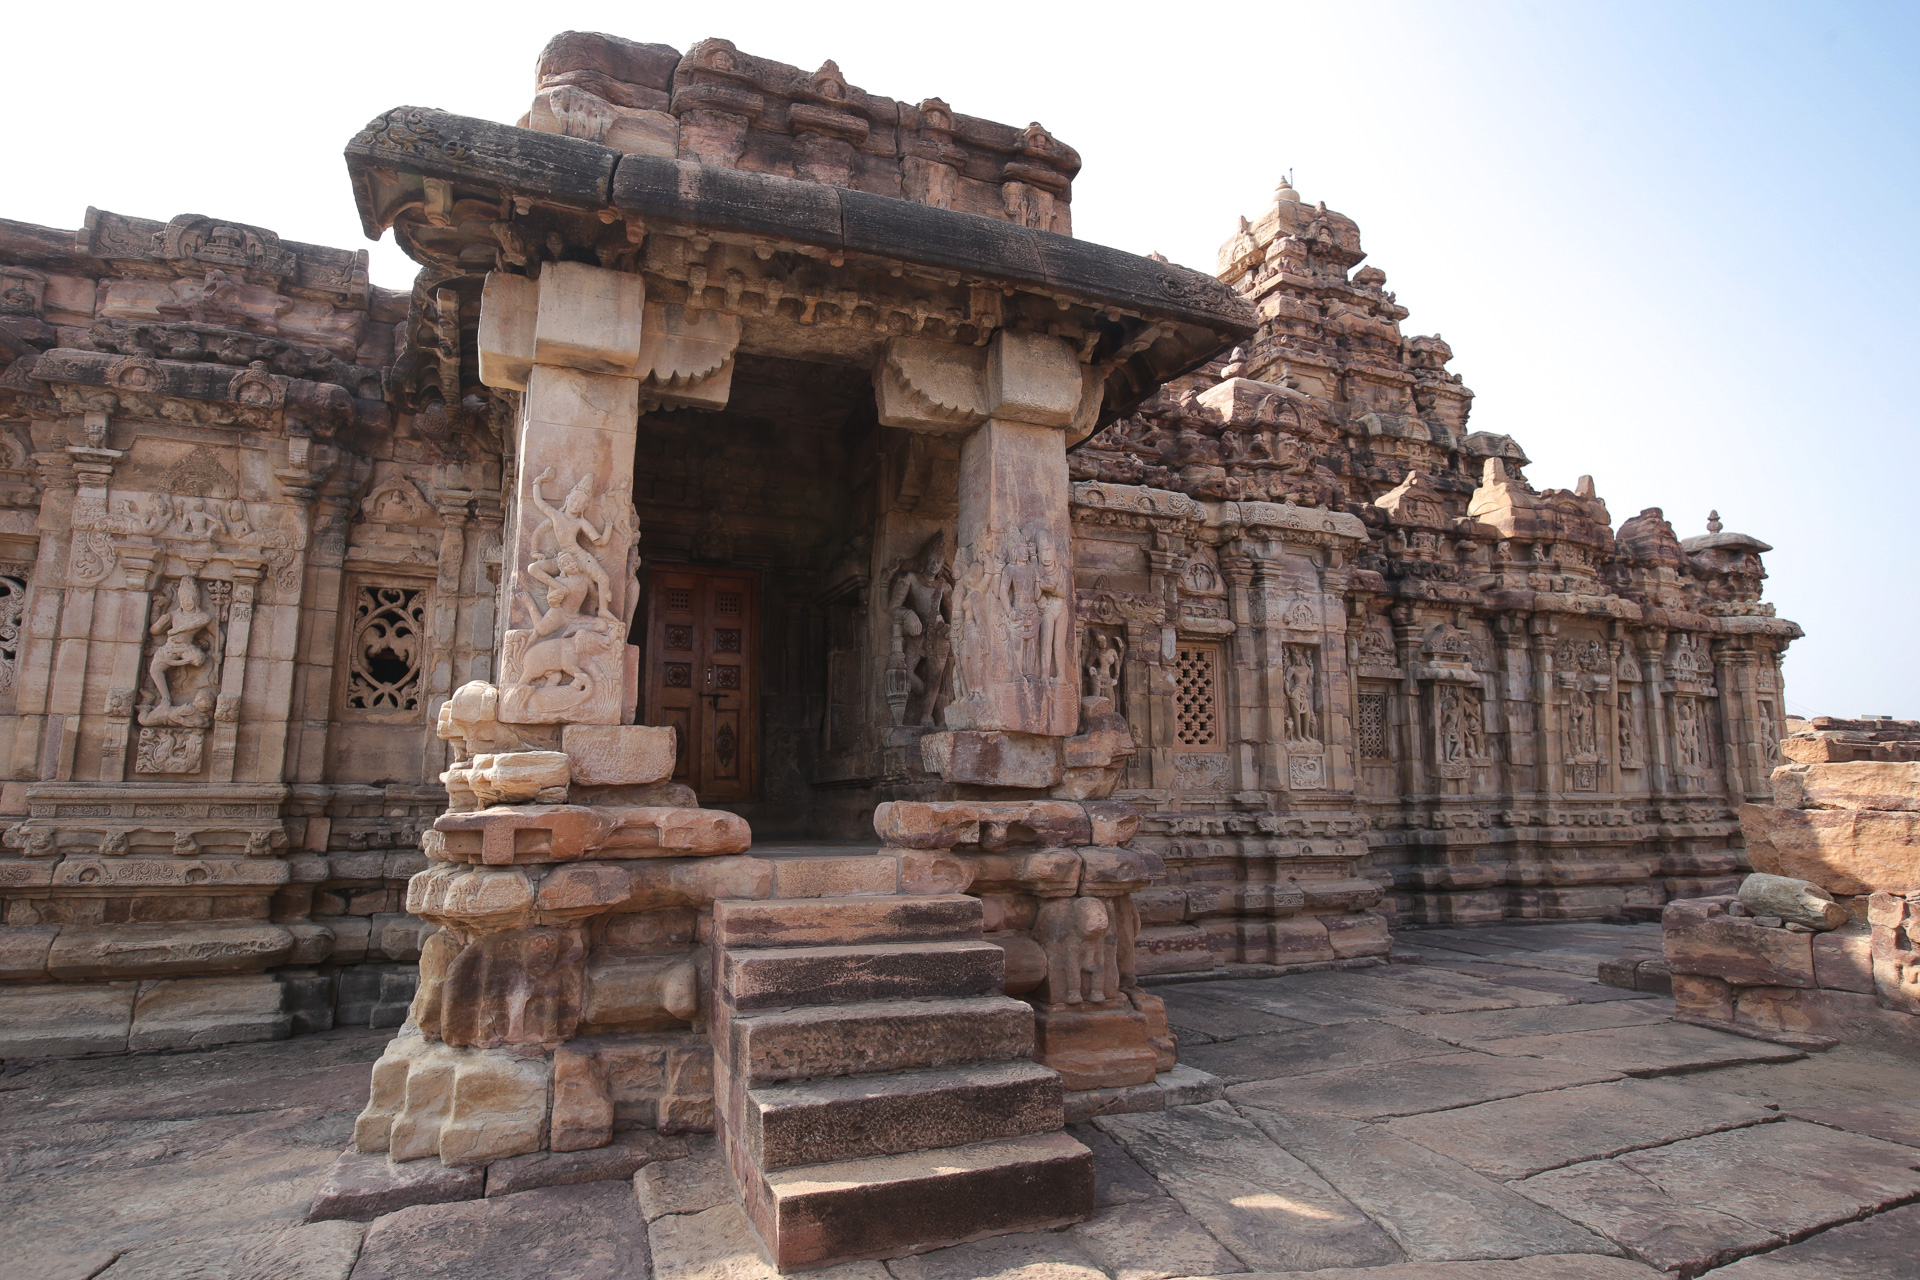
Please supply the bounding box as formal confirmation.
[1033,895,1113,1006]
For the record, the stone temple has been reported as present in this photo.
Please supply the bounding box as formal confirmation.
[0,29,1829,1274]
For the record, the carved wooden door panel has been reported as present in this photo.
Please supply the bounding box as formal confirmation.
[643,568,757,803]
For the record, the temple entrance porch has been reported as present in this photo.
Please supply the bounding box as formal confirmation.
[625,355,877,838]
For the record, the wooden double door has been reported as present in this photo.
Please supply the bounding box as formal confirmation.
[643,567,757,803]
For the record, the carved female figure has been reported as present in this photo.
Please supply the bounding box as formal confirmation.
[1568,689,1597,759]
[1284,647,1319,745]
[1034,531,1069,682]
[1086,632,1124,703]
[1438,687,1466,764]
[1676,698,1704,769]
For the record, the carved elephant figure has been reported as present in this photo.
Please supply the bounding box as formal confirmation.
[1032,895,1114,1006]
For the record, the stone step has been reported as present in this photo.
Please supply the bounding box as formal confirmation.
[744,1131,1095,1271]
[738,1061,1062,1171]
[712,894,981,951]
[720,940,1004,1011]
[724,995,1036,1085]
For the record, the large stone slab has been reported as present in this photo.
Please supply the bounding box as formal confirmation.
[1384,1078,1780,1180]
[1399,957,1660,1004]
[1742,802,1920,895]
[0,981,136,1057]
[1066,1122,1168,1207]
[1381,999,1672,1046]
[646,1200,889,1280]
[742,1060,1061,1170]
[1094,1101,1403,1272]
[1194,1259,1663,1279]
[484,1127,689,1196]
[1229,1054,1622,1120]
[1708,1202,1920,1278]
[727,996,1034,1085]
[348,1182,647,1279]
[1513,1120,1920,1275]
[1246,1109,1615,1262]
[711,894,979,949]
[308,1149,484,1223]
[1464,1020,1805,1076]
[636,1146,734,1221]
[754,1131,1095,1270]
[102,1221,364,1280]
[720,940,1004,1010]
[1067,1199,1246,1280]
[1181,1022,1457,1086]
[888,1230,1110,1280]
[1781,1098,1920,1149]
[1158,990,1316,1042]
[1159,977,1408,1031]
[1666,1043,1920,1109]
[1335,966,1568,1014]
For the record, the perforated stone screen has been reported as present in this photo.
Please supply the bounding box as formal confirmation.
[1175,644,1222,749]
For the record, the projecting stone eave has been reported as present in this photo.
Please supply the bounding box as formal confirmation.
[344,107,1255,424]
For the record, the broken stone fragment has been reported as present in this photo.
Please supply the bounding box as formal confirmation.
[466,750,571,807]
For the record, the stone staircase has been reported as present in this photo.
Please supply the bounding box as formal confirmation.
[709,887,1095,1270]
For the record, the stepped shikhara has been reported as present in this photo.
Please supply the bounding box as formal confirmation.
[1071,175,1800,941]
[0,27,1798,1271]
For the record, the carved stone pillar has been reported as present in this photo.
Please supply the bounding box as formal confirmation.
[947,334,1088,741]
[1529,618,1557,798]
[876,330,1101,786]
[1636,629,1672,798]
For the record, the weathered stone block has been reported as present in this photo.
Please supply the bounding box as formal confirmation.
[128,974,291,1050]
[532,260,645,376]
[581,953,698,1031]
[549,1041,614,1153]
[1771,761,1920,812]
[722,940,1005,1011]
[1741,803,1920,895]
[727,995,1035,1086]
[561,723,675,786]
[307,1148,484,1223]
[46,921,293,979]
[753,1132,1095,1271]
[770,854,898,899]
[1670,972,1736,1020]
[742,1061,1062,1170]
[1032,1001,1159,1091]
[1324,911,1392,958]
[923,730,1062,788]
[713,894,980,950]
[1664,903,1815,987]
[0,923,57,980]
[478,270,538,391]
[1813,923,1876,994]
[0,980,135,1056]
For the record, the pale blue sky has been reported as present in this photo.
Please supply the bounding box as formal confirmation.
[11,2,1916,716]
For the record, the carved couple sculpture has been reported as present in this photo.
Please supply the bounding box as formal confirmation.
[952,527,1071,696]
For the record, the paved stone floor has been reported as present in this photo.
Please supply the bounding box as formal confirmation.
[5,922,1918,1280]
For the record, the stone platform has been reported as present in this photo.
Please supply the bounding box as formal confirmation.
[6,923,1920,1280]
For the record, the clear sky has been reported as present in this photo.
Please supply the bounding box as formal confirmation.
[10,2,1915,717]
